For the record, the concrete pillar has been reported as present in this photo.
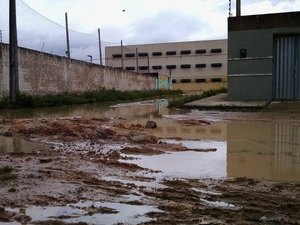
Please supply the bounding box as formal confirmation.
[236,0,241,17]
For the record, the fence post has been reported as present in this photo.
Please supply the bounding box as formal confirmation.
[98,28,103,65]
[65,12,70,59]
[121,40,124,70]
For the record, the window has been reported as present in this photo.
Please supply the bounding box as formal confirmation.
[196,64,206,68]
[172,79,177,83]
[138,52,148,57]
[125,53,135,57]
[112,54,122,58]
[166,65,177,69]
[152,65,162,70]
[195,78,206,83]
[152,52,162,56]
[181,79,191,83]
[181,64,191,69]
[196,49,206,54]
[115,67,122,70]
[138,66,148,70]
[125,66,135,71]
[211,63,222,67]
[211,78,222,82]
[150,72,159,76]
[211,48,222,53]
[166,51,177,55]
[181,50,191,55]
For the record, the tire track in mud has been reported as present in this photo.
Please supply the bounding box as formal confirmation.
[0,117,300,225]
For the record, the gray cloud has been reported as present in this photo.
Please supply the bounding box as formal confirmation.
[123,11,205,44]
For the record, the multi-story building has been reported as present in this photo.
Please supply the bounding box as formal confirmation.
[105,39,228,91]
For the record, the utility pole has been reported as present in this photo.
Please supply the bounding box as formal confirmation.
[9,0,19,103]
[121,40,124,70]
[98,28,103,65]
[41,41,45,52]
[65,12,70,59]
[136,48,139,73]
[147,55,150,75]
[0,30,2,43]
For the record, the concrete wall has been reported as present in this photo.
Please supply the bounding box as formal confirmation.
[0,44,156,97]
[228,11,300,101]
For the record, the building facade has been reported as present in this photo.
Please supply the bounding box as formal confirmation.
[105,40,228,91]
[228,11,300,101]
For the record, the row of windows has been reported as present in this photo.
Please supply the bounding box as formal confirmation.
[172,78,223,83]
[123,63,222,71]
[112,48,222,58]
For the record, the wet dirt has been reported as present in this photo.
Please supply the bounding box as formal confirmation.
[0,100,300,224]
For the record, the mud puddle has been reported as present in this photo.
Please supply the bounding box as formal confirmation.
[15,200,161,225]
[122,140,227,179]
[0,136,43,154]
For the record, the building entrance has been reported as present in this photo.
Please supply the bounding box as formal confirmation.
[273,35,300,100]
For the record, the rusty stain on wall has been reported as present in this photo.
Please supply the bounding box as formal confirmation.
[0,44,157,97]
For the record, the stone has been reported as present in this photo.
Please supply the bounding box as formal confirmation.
[0,129,13,137]
[39,158,53,164]
[128,130,157,143]
[145,121,157,129]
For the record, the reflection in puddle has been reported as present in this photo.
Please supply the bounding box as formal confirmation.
[0,223,22,225]
[200,198,237,209]
[0,136,42,154]
[24,201,161,225]
[26,205,86,221]
[191,188,222,196]
[123,140,227,179]
[227,122,300,182]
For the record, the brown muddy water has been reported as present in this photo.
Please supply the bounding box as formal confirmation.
[1,99,299,182]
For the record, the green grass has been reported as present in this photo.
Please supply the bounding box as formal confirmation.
[168,87,227,108]
[0,89,183,109]
[0,166,17,181]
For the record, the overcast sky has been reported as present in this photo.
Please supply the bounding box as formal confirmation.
[21,0,300,43]
[1,0,299,62]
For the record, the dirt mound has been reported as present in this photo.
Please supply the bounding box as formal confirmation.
[120,147,164,155]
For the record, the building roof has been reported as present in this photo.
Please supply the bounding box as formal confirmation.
[228,11,300,31]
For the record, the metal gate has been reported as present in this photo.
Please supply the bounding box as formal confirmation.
[273,35,300,100]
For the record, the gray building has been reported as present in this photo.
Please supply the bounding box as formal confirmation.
[228,11,300,101]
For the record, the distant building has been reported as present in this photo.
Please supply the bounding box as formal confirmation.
[105,40,228,91]
[228,11,300,101]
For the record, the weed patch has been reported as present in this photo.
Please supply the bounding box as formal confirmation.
[0,89,182,109]
[168,87,227,108]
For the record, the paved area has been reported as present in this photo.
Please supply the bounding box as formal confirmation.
[184,93,268,108]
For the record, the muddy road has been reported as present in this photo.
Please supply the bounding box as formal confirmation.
[0,100,300,225]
